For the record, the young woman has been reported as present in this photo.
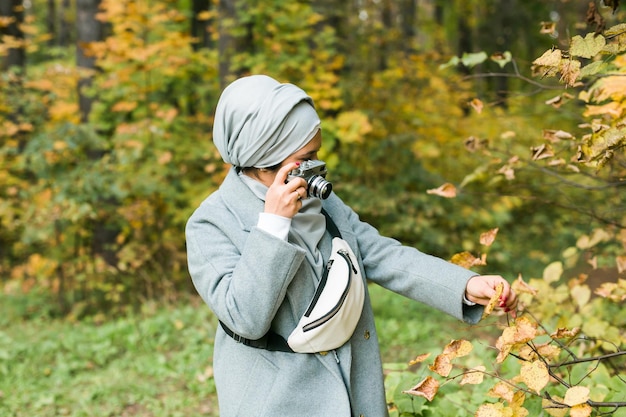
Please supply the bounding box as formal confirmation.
[186,74,517,417]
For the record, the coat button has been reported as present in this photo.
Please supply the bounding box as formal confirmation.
[364,330,370,340]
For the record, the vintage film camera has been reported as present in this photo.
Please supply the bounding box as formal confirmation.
[287,160,333,200]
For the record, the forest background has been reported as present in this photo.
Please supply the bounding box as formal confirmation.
[0,0,625,416]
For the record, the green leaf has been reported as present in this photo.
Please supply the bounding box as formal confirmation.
[439,55,460,70]
[461,52,488,68]
[570,33,606,58]
[490,51,512,68]
[579,60,607,78]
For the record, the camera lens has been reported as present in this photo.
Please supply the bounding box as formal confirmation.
[308,176,332,200]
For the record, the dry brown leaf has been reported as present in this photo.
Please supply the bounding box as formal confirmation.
[551,327,580,339]
[429,353,453,377]
[460,366,486,385]
[480,228,499,247]
[495,317,538,363]
[482,282,504,320]
[426,182,457,198]
[402,376,440,402]
[512,274,538,296]
[535,343,561,361]
[470,98,484,114]
[531,143,555,160]
[521,360,549,394]
[443,339,473,358]
[408,353,431,366]
[450,251,487,269]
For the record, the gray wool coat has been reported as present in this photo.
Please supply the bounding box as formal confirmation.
[185,168,484,417]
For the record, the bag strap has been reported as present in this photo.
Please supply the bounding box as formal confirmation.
[219,320,294,352]
[219,208,342,352]
[321,208,342,239]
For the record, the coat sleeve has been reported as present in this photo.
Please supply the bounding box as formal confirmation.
[330,199,484,324]
[185,200,307,339]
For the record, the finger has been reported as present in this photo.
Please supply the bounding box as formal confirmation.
[274,162,301,187]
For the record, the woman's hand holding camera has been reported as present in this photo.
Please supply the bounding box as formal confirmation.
[264,162,307,219]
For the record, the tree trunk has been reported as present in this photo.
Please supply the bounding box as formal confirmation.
[0,0,26,71]
[76,0,103,123]
[47,0,56,47]
[400,0,416,55]
[59,0,72,46]
[217,0,237,88]
[191,0,212,50]
[217,0,253,88]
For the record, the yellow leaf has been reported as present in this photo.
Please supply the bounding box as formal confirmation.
[443,339,473,358]
[482,282,504,320]
[570,404,592,417]
[460,366,485,385]
[475,402,511,417]
[570,285,591,309]
[25,79,55,91]
[563,386,590,407]
[335,110,372,143]
[570,33,606,59]
[112,101,138,112]
[426,182,457,198]
[489,381,515,402]
[196,10,215,21]
[49,102,80,123]
[520,360,549,394]
[402,376,439,401]
[495,317,538,363]
[450,251,487,269]
[543,261,563,284]
[532,49,562,78]
[469,98,484,114]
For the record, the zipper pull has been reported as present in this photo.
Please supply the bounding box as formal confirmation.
[333,350,340,364]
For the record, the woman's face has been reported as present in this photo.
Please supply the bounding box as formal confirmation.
[248,130,322,187]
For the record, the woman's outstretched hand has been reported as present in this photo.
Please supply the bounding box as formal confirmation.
[465,275,518,316]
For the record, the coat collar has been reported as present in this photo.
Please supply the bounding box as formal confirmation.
[219,167,265,232]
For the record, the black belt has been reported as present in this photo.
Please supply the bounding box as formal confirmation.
[219,321,294,352]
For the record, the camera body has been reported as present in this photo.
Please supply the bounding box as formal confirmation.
[287,160,333,200]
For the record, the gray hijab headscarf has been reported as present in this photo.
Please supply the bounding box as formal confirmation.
[213,75,321,168]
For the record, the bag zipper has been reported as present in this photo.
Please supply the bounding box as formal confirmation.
[303,259,333,318]
[302,250,353,332]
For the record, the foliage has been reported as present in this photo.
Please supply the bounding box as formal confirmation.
[386,227,626,417]
[0,296,219,417]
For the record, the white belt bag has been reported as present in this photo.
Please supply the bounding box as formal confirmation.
[219,209,365,353]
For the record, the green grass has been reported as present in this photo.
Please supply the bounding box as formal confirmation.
[0,286,495,417]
